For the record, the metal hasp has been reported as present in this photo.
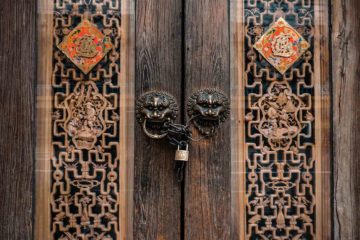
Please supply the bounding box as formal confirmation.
[136,91,179,139]
[187,89,230,136]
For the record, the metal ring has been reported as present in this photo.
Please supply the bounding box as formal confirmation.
[142,118,168,139]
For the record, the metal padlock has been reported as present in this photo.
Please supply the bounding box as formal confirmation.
[175,144,189,162]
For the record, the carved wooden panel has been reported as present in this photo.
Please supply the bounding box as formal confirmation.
[231,0,331,239]
[35,0,134,239]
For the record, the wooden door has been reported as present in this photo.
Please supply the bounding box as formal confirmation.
[0,0,360,240]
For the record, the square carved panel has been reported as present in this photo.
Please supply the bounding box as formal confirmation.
[254,17,310,74]
[58,19,113,74]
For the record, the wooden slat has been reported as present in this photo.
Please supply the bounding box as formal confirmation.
[314,0,332,238]
[0,0,36,238]
[119,1,136,239]
[134,0,183,239]
[332,0,360,239]
[34,1,53,239]
[230,1,245,239]
[184,1,231,239]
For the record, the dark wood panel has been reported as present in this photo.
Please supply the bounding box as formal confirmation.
[332,0,360,239]
[184,1,231,239]
[0,0,36,239]
[134,0,183,239]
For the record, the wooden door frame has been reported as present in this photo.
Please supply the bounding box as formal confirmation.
[332,0,360,239]
[0,0,359,239]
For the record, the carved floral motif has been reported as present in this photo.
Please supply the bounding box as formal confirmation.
[251,81,312,150]
[63,81,109,150]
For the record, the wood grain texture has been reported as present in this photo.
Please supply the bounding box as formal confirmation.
[119,1,136,239]
[184,0,231,239]
[34,1,53,239]
[0,0,36,239]
[332,0,360,239]
[134,0,183,239]
[230,0,245,239]
[314,1,332,239]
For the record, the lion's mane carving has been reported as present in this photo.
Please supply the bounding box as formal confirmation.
[187,89,230,135]
[136,91,178,128]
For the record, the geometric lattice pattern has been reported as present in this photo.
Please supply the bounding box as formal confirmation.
[244,1,315,239]
[51,1,121,239]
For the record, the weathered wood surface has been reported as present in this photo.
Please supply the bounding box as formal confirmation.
[134,0,183,239]
[0,0,35,239]
[332,0,360,239]
[34,1,53,239]
[184,1,231,239]
[315,0,332,239]
[0,1,359,239]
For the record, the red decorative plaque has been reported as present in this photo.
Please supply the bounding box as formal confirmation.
[254,17,310,74]
[58,19,113,74]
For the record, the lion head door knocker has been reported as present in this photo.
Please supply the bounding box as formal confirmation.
[187,89,230,136]
[63,81,109,150]
[136,91,179,139]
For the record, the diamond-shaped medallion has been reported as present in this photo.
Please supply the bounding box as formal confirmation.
[253,18,310,74]
[58,19,113,74]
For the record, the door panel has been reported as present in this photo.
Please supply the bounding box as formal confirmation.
[231,0,331,239]
[332,0,360,238]
[184,1,231,240]
[23,0,360,239]
[0,0,36,239]
[35,1,134,239]
[134,0,183,239]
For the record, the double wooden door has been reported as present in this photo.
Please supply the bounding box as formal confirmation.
[1,0,360,240]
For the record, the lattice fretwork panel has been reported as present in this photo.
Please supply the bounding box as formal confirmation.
[51,1,121,239]
[243,1,316,239]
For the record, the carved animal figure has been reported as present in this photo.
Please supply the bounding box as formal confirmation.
[187,89,230,135]
[136,91,178,133]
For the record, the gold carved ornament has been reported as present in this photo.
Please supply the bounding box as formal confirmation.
[244,2,316,239]
[50,1,121,239]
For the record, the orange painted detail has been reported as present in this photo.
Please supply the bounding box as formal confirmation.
[254,18,310,74]
[58,19,113,74]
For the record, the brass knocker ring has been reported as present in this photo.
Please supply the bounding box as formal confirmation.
[136,91,179,140]
[142,118,168,139]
